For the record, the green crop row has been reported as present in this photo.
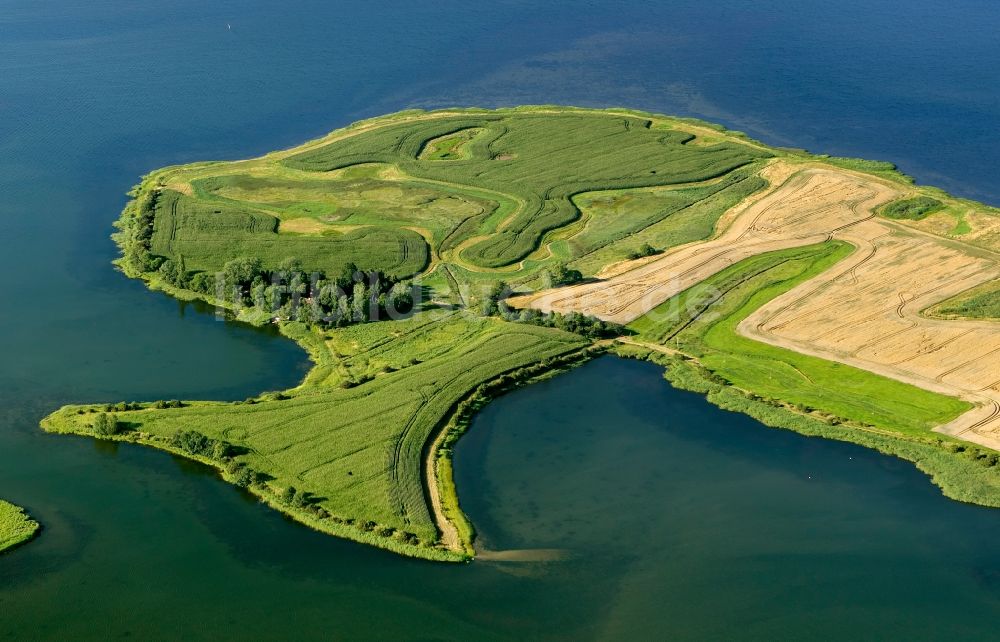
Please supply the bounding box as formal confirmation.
[629,242,972,436]
[150,189,428,278]
[931,281,1000,320]
[43,315,586,556]
[285,112,768,268]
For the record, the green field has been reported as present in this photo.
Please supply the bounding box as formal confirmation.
[930,280,1000,320]
[564,166,766,275]
[43,106,1000,560]
[0,500,40,554]
[418,127,484,160]
[45,314,588,560]
[283,112,768,269]
[115,108,770,290]
[629,242,972,436]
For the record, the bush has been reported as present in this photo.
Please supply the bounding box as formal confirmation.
[211,440,232,460]
[232,465,258,489]
[547,263,583,286]
[507,307,625,339]
[880,196,943,221]
[222,460,259,489]
[626,242,661,260]
[93,413,120,437]
[291,489,310,509]
[170,430,232,461]
[394,531,419,545]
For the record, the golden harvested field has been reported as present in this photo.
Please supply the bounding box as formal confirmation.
[511,161,1000,447]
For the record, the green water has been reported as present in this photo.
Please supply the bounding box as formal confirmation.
[456,357,1000,638]
[5,357,1000,638]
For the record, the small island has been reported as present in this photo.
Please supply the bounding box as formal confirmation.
[42,107,1000,561]
[0,500,40,554]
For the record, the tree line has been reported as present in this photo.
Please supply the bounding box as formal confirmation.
[114,188,413,328]
[183,256,415,327]
[482,281,627,339]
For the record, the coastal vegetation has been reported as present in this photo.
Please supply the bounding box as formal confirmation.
[614,345,1000,507]
[929,281,1000,320]
[0,500,40,554]
[628,242,971,436]
[45,314,588,560]
[880,196,944,220]
[42,106,1000,560]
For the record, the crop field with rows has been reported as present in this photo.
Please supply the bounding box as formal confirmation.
[125,108,774,299]
[629,242,971,436]
[45,315,587,550]
[284,111,769,268]
[151,188,429,278]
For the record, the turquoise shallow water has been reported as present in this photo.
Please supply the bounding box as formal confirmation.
[2,0,999,638]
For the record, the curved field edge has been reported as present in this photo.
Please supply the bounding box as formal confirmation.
[113,105,993,289]
[925,279,1000,321]
[0,500,41,554]
[40,344,598,562]
[427,347,604,555]
[622,241,1000,505]
[38,412,463,562]
[137,108,772,277]
[616,345,1000,507]
[40,319,591,562]
[43,106,1000,561]
[630,241,973,435]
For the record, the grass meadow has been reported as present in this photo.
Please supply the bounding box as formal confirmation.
[0,500,40,554]
[931,280,1000,320]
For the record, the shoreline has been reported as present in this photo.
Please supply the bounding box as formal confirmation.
[0,500,42,556]
[39,343,601,562]
[424,346,603,557]
[39,412,469,562]
[39,105,1000,562]
[614,341,1000,508]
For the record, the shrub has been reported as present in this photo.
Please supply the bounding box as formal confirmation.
[291,490,310,509]
[547,263,583,286]
[211,440,232,461]
[626,242,661,260]
[93,413,120,437]
[170,430,232,461]
[880,196,943,221]
[232,465,258,488]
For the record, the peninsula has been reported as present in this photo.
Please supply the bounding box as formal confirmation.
[42,107,1000,561]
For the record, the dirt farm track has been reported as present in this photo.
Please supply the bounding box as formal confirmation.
[512,162,1000,448]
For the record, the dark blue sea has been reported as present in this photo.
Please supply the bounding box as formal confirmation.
[2,1,998,638]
